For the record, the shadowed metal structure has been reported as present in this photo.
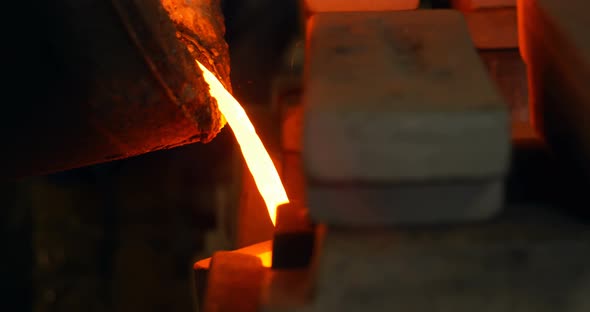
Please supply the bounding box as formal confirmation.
[3,0,230,180]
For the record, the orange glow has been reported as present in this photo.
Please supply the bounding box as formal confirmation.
[197,61,289,225]
[257,251,273,268]
[193,240,273,269]
[234,240,273,268]
[304,0,419,13]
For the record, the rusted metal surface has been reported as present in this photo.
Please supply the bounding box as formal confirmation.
[520,0,590,177]
[161,0,231,91]
[478,49,541,144]
[272,203,315,269]
[4,0,230,179]
[203,252,265,312]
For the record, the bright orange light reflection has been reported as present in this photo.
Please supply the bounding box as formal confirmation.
[193,240,273,269]
[197,61,289,225]
[257,251,273,268]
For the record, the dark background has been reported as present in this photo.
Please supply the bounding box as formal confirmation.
[3,0,299,311]
[3,0,589,311]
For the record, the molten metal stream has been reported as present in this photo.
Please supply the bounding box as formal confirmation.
[197,61,289,225]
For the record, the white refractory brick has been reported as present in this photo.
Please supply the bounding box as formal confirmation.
[303,10,510,183]
[304,0,419,13]
[452,0,515,11]
[308,179,503,225]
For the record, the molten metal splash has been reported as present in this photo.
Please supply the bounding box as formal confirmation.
[197,61,289,226]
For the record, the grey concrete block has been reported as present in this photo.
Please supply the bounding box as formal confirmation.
[260,270,315,312]
[303,10,510,183]
[311,225,590,312]
[307,179,503,225]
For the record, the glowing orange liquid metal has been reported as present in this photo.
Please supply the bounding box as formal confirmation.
[197,61,289,226]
